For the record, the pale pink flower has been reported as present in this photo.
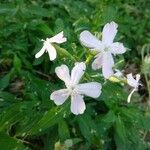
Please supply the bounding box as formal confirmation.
[80,21,126,79]
[50,62,102,115]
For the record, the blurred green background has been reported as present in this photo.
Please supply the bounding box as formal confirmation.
[0,0,150,149]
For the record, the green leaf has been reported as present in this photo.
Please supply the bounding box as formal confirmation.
[0,4,16,15]
[20,70,52,102]
[120,107,143,125]
[0,103,25,131]
[78,117,91,141]
[77,114,97,142]
[55,45,76,61]
[27,103,70,136]
[13,55,22,72]
[36,24,53,36]
[102,5,118,24]
[27,5,51,17]
[0,73,10,89]
[142,116,150,130]
[115,116,127,142]
[58,119,70,141]
[0,91,18,102]
[103,110,116,123]
[0,132,25,150]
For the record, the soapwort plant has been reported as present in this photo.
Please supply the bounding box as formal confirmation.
[0,1,149,148]
[35,21,141,114]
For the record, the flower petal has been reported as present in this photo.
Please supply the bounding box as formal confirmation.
[55,64,71,84]
[80,30,102,51]
[35,45,46,58]
[110,42,126,55]
[50,89,69,105]
[49,31,67,43]
[75,82,102,98]
[71,94,86,115]
[102,52,114,78]
[127,73,138,88]
[92,54,103,70]
[102,21,118,45]
[46,43,57,61]
[71,62,86,85]
[127,88,136,103]
[136,74,140,82]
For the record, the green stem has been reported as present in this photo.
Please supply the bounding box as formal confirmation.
[144,74,150,107]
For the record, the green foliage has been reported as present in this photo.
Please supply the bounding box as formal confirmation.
[0,0,149,149]
[0,132,25,150]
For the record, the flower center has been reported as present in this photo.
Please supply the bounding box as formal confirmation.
[67,84,78,95]
[104,45,110,52]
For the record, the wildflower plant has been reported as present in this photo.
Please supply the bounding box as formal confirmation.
[36,22,139,113]
[0,1,149,149]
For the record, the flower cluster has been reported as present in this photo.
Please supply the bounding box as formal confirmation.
[35,21,141,115]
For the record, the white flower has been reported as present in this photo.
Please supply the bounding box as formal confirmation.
[80,21,126,79]
[50,62,102,115]
[127,73,140,103]
[35,31,67,61]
